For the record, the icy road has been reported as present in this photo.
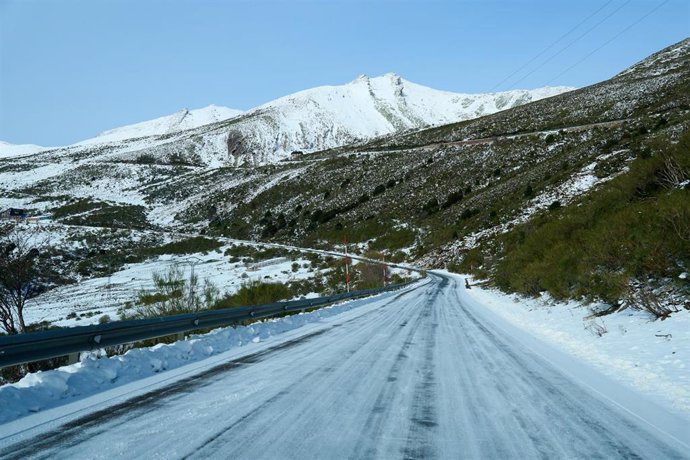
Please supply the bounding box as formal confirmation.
[1,274,688,459]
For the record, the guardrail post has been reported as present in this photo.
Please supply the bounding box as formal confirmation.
[67,352,80,365]
[176,332,185,341]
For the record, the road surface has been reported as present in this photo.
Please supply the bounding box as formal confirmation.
[0,274,687,459]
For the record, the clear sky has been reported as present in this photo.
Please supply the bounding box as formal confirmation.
[1,0,688,146]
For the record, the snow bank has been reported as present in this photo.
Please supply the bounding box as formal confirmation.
[0,292,393,425]
[455,272,690,415]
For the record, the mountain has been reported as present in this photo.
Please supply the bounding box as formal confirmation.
[76,105,244,146]
[0,141,47,158]
[0,38,683,240]
[0,39,685,231]
[217,74,572,163]
[3,76,573,168]
[0,74,574,215]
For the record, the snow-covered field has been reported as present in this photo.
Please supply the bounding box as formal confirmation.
[25,245,316,327]
[456,271,689,416]
[22,230,417,328]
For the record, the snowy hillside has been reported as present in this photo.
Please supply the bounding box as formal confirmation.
[6,75,573,167]
[0,141,48,158]
[221,74,573,163]
[78,105,244,145]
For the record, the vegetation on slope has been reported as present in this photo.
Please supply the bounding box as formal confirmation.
[460,130,690,317]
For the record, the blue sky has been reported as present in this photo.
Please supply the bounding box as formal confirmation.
[1,0,688,146]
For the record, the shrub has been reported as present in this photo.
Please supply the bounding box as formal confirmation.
[131,264,220,318]
[489,130,690,310]
[213,281,291,309]
[422,198,439,215]
[135,153,156,164]
[442,190,463,209]
[141,237,222,257]
[355,253,389,290]
[523,184,535,198]
[459,208,479,220]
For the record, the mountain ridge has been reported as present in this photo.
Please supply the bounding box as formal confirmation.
[210,74,574,164]
[78,104,244,146]
[6,75,574,165]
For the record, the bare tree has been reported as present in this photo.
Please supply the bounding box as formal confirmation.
[658,153,689,189]
[664,207,690,242]
[0,224,47,335]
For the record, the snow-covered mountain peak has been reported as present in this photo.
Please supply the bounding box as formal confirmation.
[3,74,574,167]
[0,140,48,158]
[77,104,243,146]
[221,74,575,163]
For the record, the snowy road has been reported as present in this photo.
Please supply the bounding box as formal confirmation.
[1,274,688,459]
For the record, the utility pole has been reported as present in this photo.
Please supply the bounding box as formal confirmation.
[382,254,387,287]
[344,236,350,293]
[189,261,196,309]
[186,256,202,310]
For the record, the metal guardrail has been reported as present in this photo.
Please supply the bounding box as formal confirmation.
[0,281,416,368]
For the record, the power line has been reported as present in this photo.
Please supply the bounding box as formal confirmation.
[507,0,633,90]
[490,0,616,92]
[546,0,672,85]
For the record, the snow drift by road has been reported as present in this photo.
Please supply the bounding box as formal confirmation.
[0,285,420,425]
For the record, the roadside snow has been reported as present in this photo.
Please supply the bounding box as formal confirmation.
[0,285,417,425]
[456,272,690,415]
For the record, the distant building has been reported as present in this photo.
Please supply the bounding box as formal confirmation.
[290,150,304,160]
[0,208,28,221]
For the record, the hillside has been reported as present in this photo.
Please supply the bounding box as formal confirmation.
[200,38,687,312]
[217,74,571,163]
[0,141,48,158]
[0,75,573,227]
[79,105,244,145]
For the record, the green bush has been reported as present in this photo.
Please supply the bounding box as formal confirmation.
[141,237,222,256]
[369,227,416,251]
[489,130,690,307]
[130,264,220,318]
[213,281,291,309]
[442,190,463,209]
